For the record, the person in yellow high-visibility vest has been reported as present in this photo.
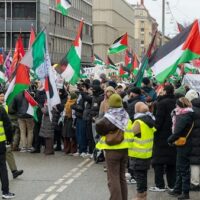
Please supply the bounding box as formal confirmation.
[96,94,132,200]
[0,93,15,199]
[129,102,156,200]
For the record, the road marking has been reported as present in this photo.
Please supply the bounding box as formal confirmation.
[86,161,95,168]
[54,178,64,185]
[65,178,74,185]
[71,167,79,172]
[56,185,68,193]
[46,194,58,200]
[80,167,87,173]
[45,185,57,193]
[78,158,90,167]
[34,193,47,200]
[35,159,94,200]
[63,172,72,178]
[72,172,82,178]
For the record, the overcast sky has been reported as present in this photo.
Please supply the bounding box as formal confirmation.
[126,0,200,37]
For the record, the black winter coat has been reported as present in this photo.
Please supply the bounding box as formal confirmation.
[90,89,104,119]
[10,91,32,118]
[190,98,200,164]
[152,94,176,165]
[168,111,194,157]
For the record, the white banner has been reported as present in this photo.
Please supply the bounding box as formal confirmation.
[182,74,200,93]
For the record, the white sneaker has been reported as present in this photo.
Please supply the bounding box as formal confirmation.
[127,178,137,184]
[125,172,131,180]
[2,192,15,199]
[149,186,166,192]
[73,152,80,157]
[80,152,87,158]
[20,147,27,153]
[27,147,34,152]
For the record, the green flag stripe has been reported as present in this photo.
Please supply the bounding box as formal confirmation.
[6,84,29,105]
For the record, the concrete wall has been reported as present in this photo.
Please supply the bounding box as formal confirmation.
[93,0,135,63]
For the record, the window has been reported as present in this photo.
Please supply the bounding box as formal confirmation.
[0,3,5,18]
[141,28,144,32]
[11,3,36,19]
[141,40,144,45]
[0,33,4,47]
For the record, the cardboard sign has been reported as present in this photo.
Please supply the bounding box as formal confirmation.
[182,74,200,93]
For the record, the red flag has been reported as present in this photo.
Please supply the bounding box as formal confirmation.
[28,25,36,49]
[133,53,139,69]
[24,90,38,107]
[10,34,25,74]
[73,19,84,47]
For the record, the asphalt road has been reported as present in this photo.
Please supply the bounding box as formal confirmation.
[6,151,200,200]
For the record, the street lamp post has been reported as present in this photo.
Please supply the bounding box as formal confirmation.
[153,0,165,45]
[162,0,165,45]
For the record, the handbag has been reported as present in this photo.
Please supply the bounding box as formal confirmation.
[174,122,194,146]
[105,129,124,146]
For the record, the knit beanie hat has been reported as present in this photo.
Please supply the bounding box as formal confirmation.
[176,97,192,108]
[185,89,199,102]
[70,92,77,100]
[135,102,149,113]
[108,94,123,108]
[105,86,115,93]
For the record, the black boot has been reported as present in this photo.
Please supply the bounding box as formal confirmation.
[12,170,24,179]
[177,193,190,200]
[168,190,181,197]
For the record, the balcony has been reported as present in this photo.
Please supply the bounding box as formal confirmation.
[0,19,36,32]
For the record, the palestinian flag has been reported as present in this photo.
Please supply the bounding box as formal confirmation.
[93,54,105,66]
[108,33,128,54]
[24,90,38,121]
[20,30,47,80]
[107,56,117,71]
[28,25,36,49]
[0,71,6,83]
[10,34,25,75]
[0,48,3,65]
[177,22,185,33]
[56,19,84,85]
[5,64,30,105]
[56,0,71,16]
[134,31,157,87]
[44,56,61,121]
[149,19,200,83]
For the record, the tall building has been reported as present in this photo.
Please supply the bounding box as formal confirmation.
[131,0,158,59]
[0,0,93,65]
[93,0,135,63]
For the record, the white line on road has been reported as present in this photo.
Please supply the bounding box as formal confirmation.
[34,193,47,200]
[63,172,72,178]
[46,194,58,200]
[56,185,68,193]
[35,159,94,200]
[45,185,57,193]
[54,178,65,185]
[65,178,74,185]
[72,172,82,178]
[77,158,90,167]
[71,167,79,172]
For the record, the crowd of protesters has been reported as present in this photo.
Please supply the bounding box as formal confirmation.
[1,73,200,200]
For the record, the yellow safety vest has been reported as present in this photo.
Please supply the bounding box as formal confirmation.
[96,120,134,150]
[128,119,156,159]
[0,121,6,142]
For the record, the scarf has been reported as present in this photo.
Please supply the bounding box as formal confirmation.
[104,108,129,131]
[172,107,193,133]
[65,99,77,118]
[134,112,155,120]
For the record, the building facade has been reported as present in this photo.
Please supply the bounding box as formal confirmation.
[93,0,135,63]
[131,0,158,59]
[0,0,93,64]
